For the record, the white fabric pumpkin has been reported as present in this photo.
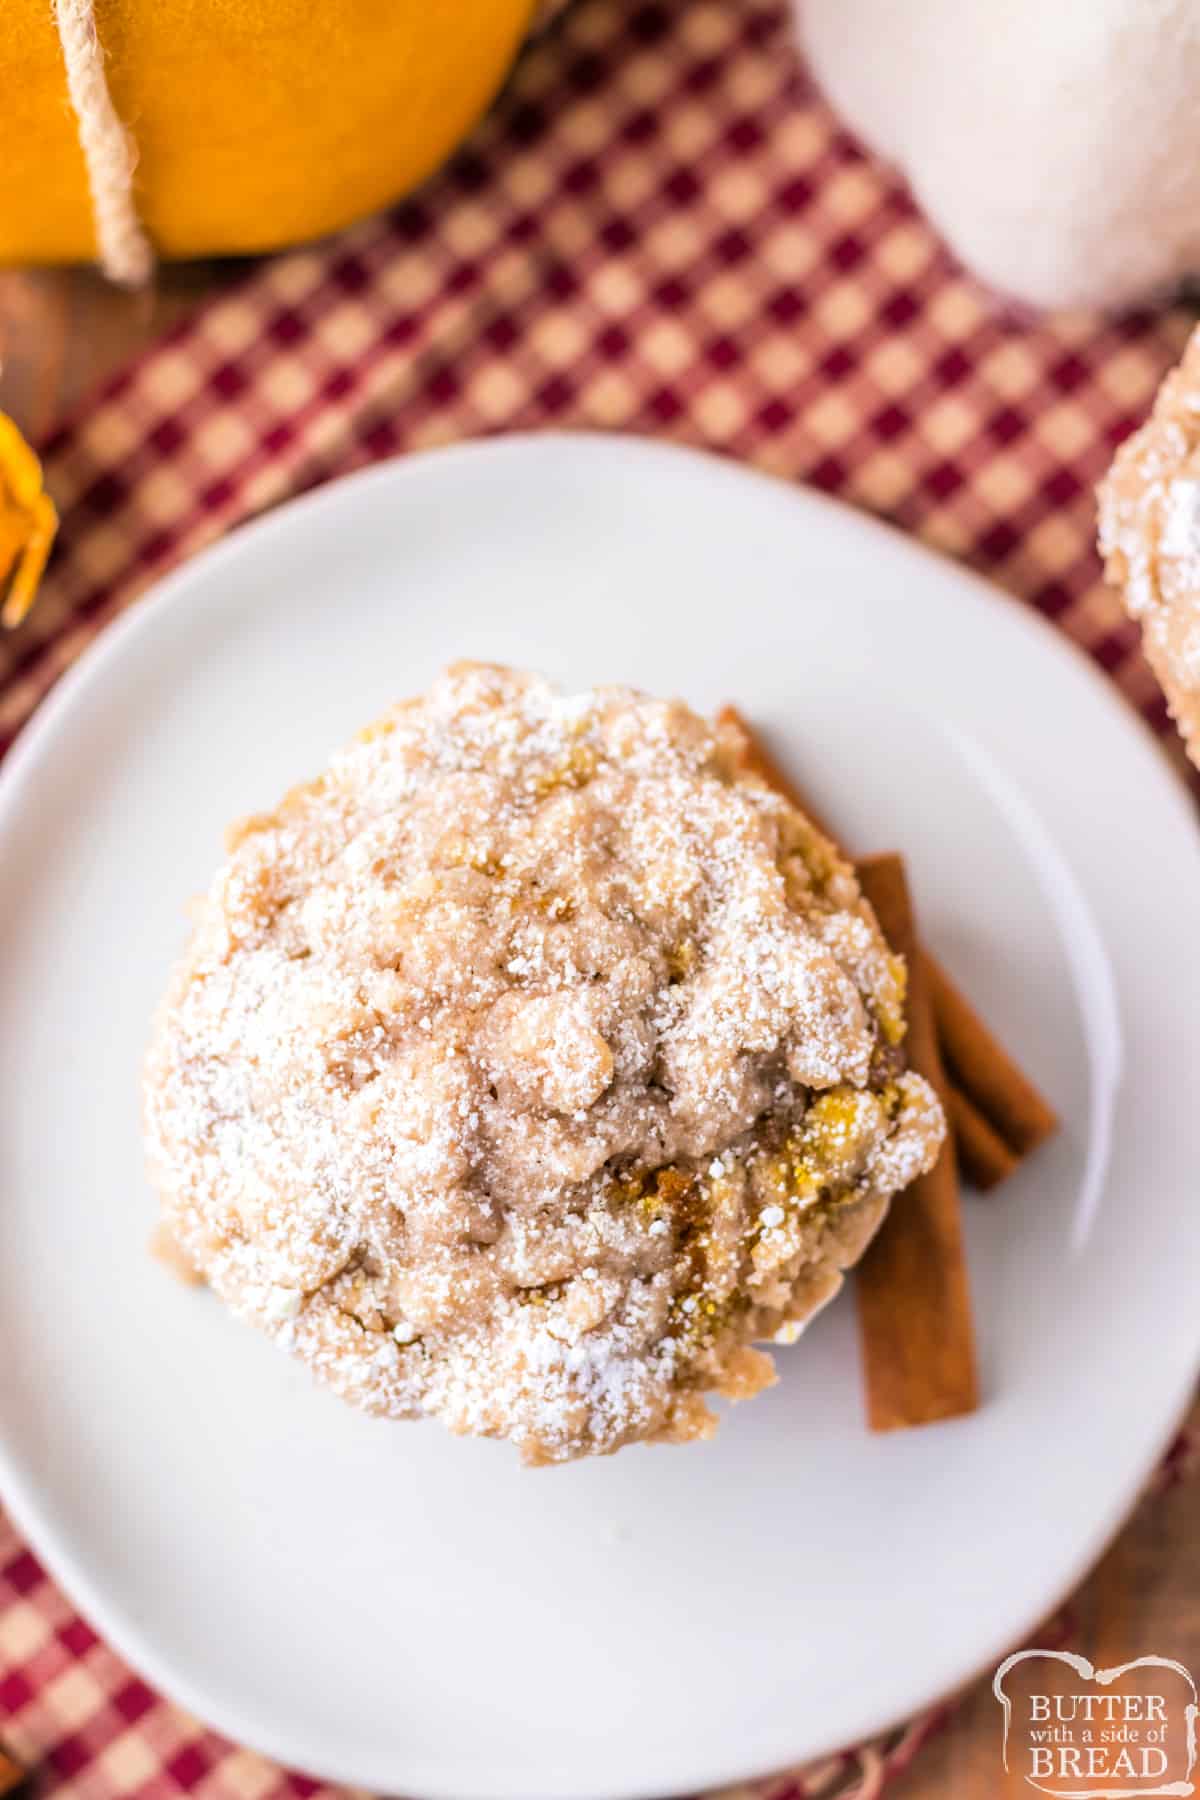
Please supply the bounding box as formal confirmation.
[801,0,1200,311]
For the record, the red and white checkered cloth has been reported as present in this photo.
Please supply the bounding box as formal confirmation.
[1,0,1198,1794]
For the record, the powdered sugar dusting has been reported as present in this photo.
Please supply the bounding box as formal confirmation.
[144,663,944,1463]
[1099,328,1200,762]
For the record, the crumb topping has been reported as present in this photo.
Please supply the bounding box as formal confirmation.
[144,663,944,1463]
[1099,327,1200,769]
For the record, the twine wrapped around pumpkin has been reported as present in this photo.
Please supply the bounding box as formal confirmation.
[52,0,154,286]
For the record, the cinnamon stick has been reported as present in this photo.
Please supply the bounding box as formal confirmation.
[854,854,979,1428]
[929,961,1058,1158]
[0,1744,24,1799]
[715,697,981,1423]
[717,705,1056,1186]
[716,705,837,839]
[947,1084,1020,1191]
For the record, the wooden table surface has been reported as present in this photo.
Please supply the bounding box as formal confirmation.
[1,264,1197,1800]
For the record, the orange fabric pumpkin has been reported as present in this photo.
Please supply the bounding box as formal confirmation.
[1,0,537,264]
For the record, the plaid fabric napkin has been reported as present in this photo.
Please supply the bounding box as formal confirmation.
[1,0,1198,1794]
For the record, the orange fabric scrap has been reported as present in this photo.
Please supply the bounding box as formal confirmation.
[0,412,57,626]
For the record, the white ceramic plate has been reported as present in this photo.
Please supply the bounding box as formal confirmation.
[1,435,1198,1800]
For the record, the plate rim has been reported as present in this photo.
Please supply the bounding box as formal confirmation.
[0,430,1197,1800]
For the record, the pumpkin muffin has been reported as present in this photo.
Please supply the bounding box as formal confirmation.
[1099,324,1200,770]
[144,664,944,1464]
